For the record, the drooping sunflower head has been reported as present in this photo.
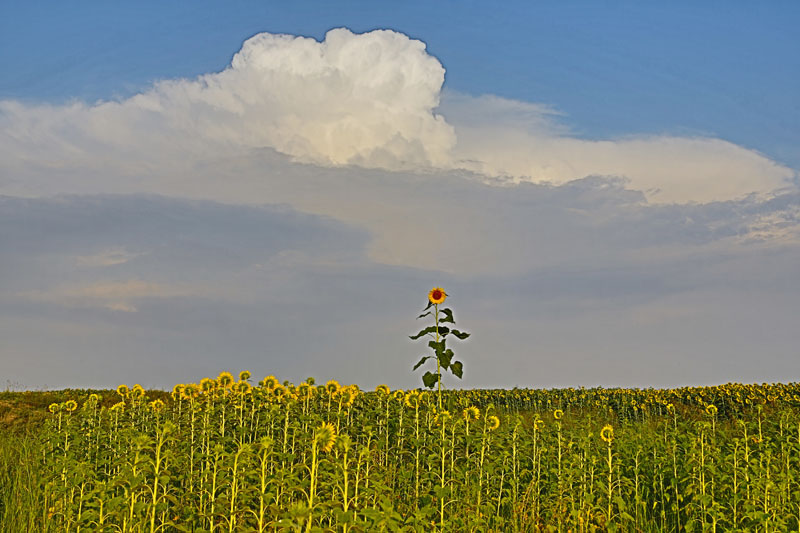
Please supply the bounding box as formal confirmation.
[109,401,126,412]
[462,406,480,422]
[217,372,235,388]
[375,384,390,397]
[326,380,341,395]
[182,384,199,400]
[88,393,101,403]
[315,422,337,453]
[553,409,564,420]
[48,403,60,414]
[705,404,718,416]
[297,382,314,399]
[260,375,278,390]
[150,399,165,412]
[533,417,545,431]
[239,370,251,382]
[130,384,145,400]
[341,387,357,407]
[273,383,287,400]
[64,400,78,412]
[171,384,185,401]
[116,384,129,398]
[435,409,451,426]
[600,424,614,443]
[200,378,216,393]
[666,403,675,413]
[392,389,405,403]
[487,415,501,431]
[428,287,447,305]
[404,390,420,409]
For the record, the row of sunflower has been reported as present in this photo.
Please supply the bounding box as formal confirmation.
[2,375,799,531]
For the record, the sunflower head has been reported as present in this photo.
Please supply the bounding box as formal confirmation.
[487,415,500,431]
[404,390,420,409]
[273,384,288,400]
[150,399,165,412]
[533,417,545,431]
[116,384,129,398]
[326,380,341,395]
[600,424,614,443]
[315,422,337,453]
[239,370,251,382]
[64,400,78,412]
[435,409,451,425]
[553,409,564,420]
[428,287,447,305]
[217,372,235,388]
[237,381,252,395]
[200,378,216,393]
[259,376,278,390]
[297,382,315,399]
[109,401,125,412]
[392,389,405,403]
[48,403,60,414]
[463,406,480,422]
[375,384,390,396]
[181,385,197,400]
[341,387,357,407]
[130,385,145,400]
[705,404,718,416]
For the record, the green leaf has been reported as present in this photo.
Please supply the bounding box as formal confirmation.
[422,300,434,312]
[416,311,432,319]
[450,361,463,378]
[413,356,431,371]
[450,329,470,340]
[409,326,438,340]
[438,308,455,323]
[422,371,438,389]
[438,349,454,370]
[428,339,445,354]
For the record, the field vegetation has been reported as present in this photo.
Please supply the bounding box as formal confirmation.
[2,378,800,532]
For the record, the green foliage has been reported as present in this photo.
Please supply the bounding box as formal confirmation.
[1,381,800,531]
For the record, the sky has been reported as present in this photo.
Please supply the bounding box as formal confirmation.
[1,1,799,391]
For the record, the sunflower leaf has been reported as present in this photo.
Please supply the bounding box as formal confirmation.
[450,329,471,340]
[413,356,431,371]
[450,361,464,379]
[409,326,438,340]
[422,300,434,312]
[428,339,445,355]
[438,349,454,370]
[422,371,438,389]
[417,311,432,319]
[438,308,455,324]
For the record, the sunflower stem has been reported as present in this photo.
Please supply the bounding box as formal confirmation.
[435,302,441,410]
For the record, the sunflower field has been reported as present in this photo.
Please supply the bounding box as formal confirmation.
[2,376,800,532]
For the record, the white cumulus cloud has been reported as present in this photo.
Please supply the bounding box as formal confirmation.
[0,27,796,204]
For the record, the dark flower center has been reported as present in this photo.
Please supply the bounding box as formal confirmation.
[432,290,442,300]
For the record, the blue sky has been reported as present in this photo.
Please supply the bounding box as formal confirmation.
[3,1,798,167]
[1,2,799,390]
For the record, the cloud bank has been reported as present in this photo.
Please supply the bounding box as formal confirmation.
[1,28,796,203]
[1,28,799,389]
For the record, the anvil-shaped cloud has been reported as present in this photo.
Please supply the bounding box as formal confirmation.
[1,28,795,204]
